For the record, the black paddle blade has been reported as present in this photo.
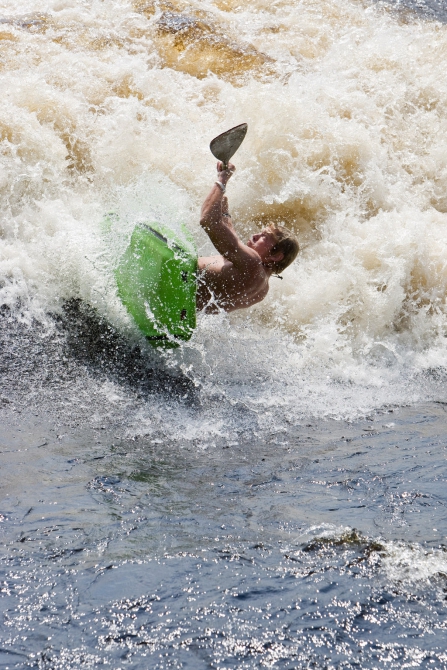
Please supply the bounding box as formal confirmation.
[210,123,248,167]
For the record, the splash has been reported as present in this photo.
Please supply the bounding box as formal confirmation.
[1,0,447,417]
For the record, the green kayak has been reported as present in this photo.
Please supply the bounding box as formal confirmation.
[115,221,197,347]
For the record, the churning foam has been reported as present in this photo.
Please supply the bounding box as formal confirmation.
[1,0,447,418]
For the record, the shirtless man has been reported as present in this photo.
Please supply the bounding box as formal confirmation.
[196,162,300,313]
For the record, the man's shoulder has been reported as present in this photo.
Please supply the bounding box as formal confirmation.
[232,242,264,271]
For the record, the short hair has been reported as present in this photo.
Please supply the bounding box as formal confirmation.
[267,224,299,273]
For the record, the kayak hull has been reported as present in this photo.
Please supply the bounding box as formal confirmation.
[115,222,197,347]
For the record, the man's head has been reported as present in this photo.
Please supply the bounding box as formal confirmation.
[247,224,299,273]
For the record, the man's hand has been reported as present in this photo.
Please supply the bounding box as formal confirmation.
[216,161,235,186]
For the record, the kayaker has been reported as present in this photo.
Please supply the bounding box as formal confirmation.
[197,162,299,313]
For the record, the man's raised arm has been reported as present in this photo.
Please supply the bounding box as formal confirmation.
[200,162,257,267]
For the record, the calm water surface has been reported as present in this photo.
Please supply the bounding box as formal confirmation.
[1,316,447,668]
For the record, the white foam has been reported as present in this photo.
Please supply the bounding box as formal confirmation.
[381,541,447,584]
[2,0,447,419]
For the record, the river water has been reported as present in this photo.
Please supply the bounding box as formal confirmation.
[1,0,447,667]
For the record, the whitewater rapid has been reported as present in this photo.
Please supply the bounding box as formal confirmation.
[2,4,447,668]
[1,0,447,420]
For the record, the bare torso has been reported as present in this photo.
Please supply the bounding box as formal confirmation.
[196,254,270,313]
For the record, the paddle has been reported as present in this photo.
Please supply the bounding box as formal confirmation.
[210,123,248,169]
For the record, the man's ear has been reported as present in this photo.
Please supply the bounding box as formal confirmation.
[266,251,284,264]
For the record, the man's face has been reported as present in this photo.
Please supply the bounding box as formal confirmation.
[247,229,277,260]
